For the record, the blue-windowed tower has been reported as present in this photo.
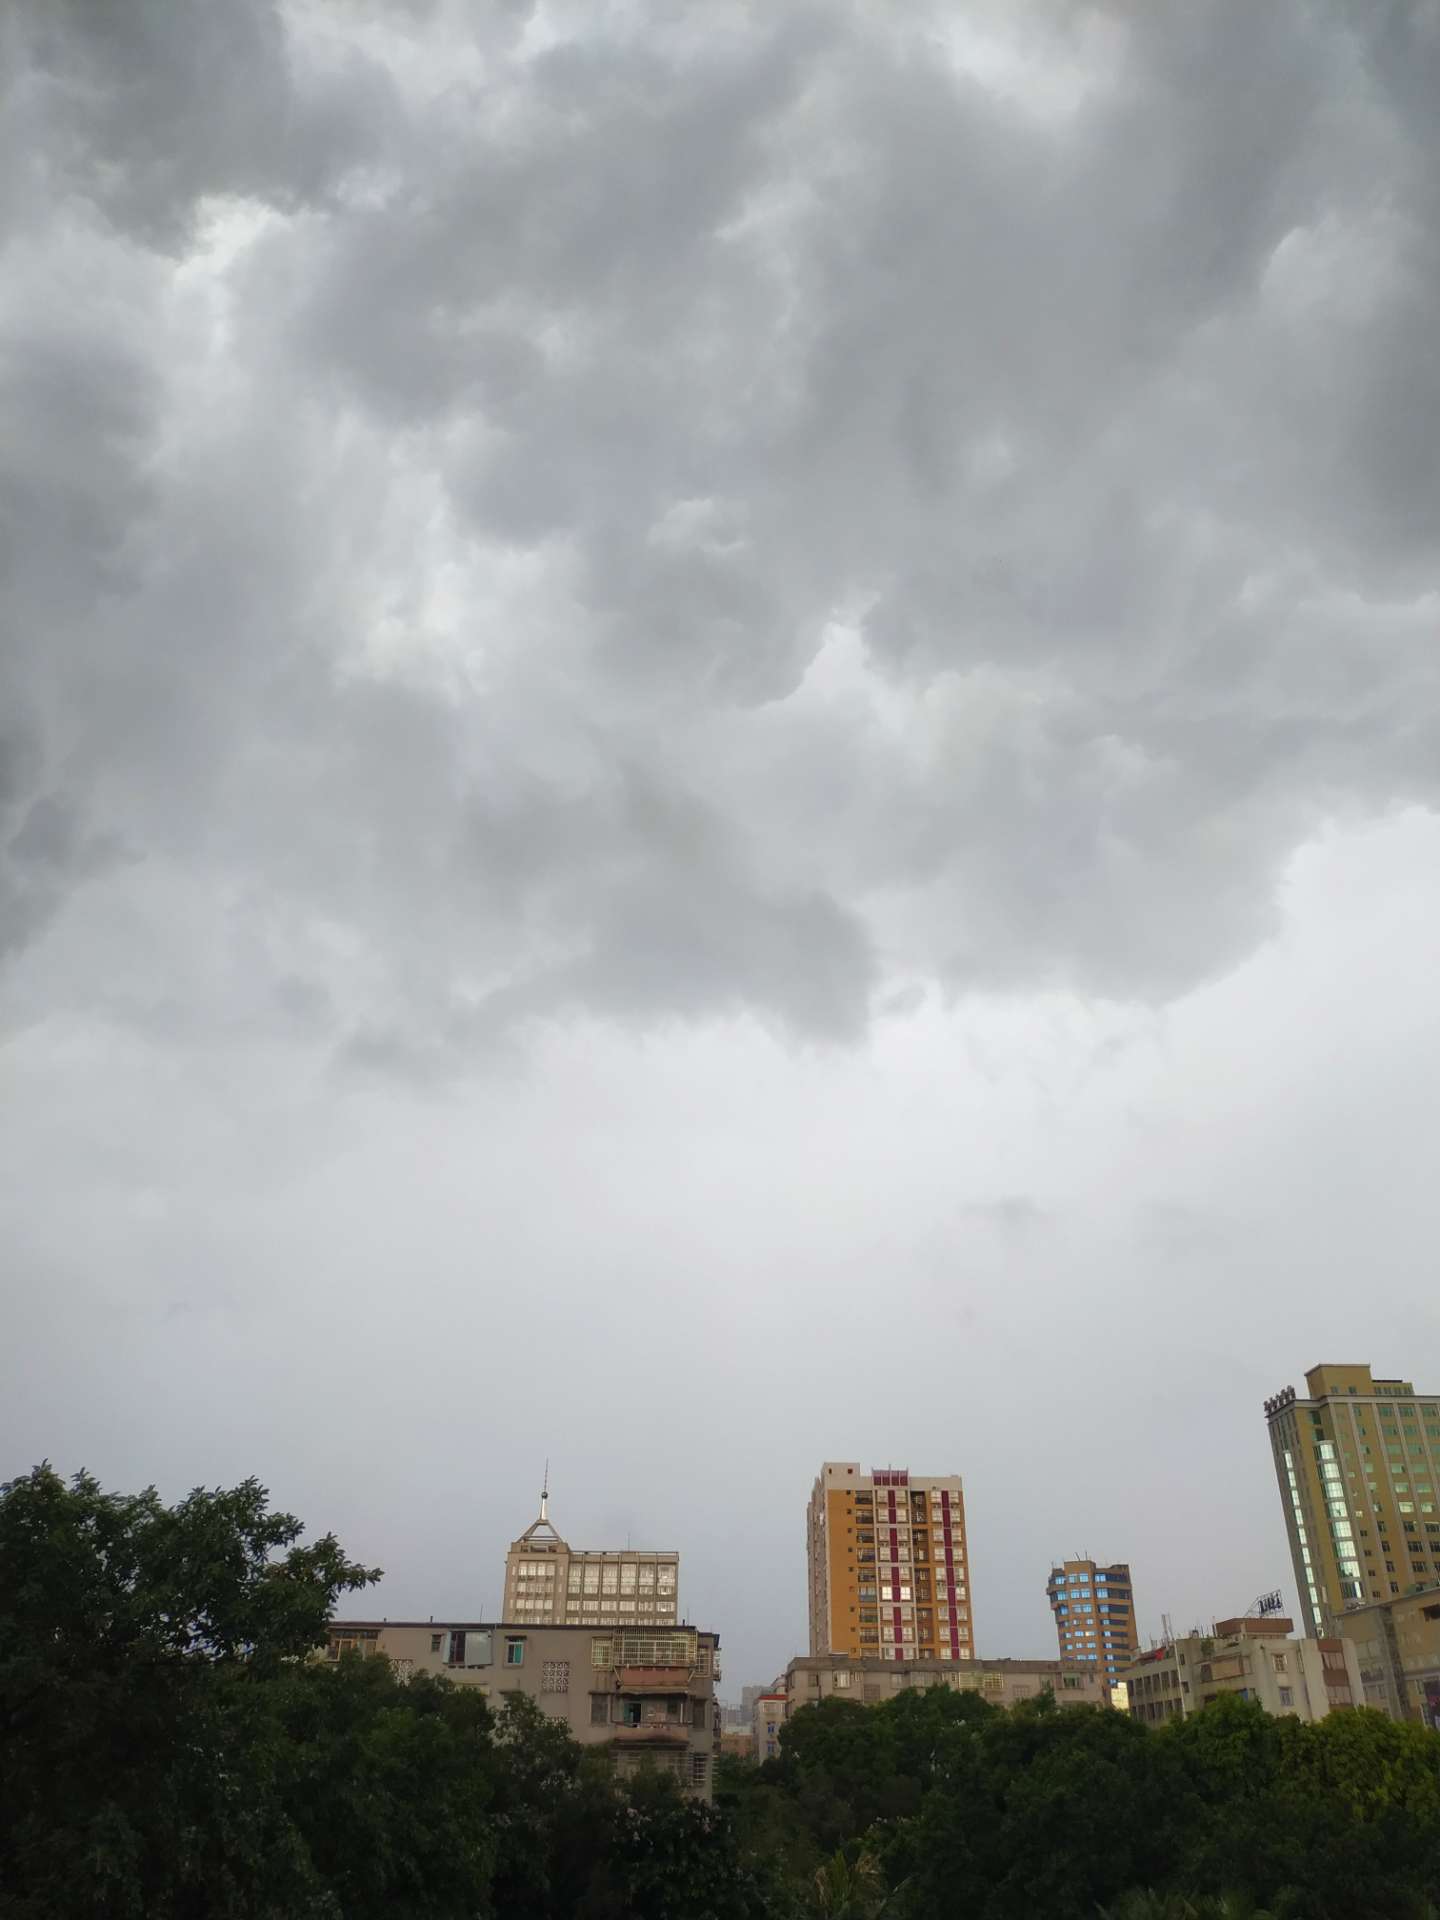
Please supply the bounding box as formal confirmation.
[1045,1558,1139,1700]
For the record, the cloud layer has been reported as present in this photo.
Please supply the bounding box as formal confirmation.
[4,0,1439,1061]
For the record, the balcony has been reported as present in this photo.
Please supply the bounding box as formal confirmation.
[612,1721,691,1747]
[617,1667,705,1695]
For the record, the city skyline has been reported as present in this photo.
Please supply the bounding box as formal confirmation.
[5,0,1440,1701]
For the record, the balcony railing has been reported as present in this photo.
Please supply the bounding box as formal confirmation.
[612,1722,690,1746]
[617,1666,707,1695]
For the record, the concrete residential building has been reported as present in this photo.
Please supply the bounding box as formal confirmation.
[786,1654,1105,1715]
[754,1686,788,1762]
[324,1619,720,1797]
[1119,1615,1361,1726]
[808,1463,973,1662]
[1328,1585,1440,1727]
[1046,1559,1138,1698]
[502,1483,679,1629]
[1264,1363,1440,1636]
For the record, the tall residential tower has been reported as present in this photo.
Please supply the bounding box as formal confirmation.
[807,1462,973,1662]
[1264,1363,1440,1635]
[1045,1559,1138,1698]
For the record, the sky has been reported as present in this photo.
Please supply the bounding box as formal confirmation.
[3,0,1440,1696]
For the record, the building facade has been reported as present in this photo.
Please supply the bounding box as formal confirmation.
[1045,1559,1138,1698]
[1328,1585,1440,1726]
[754,1686,788,1762]
[502,1487,680,1630]
[785,1653,1105,1715]
[324,1620,720,1797]
[807,1463,973,1662]
[1119,1616,1361,1726]
[1264,1363,1440,1635]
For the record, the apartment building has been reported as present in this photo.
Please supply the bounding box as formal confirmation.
[1045,1559,1138,1699]
[1328,1584,1440,1726]
[324,1619,720,1797]
[754,1685,788,1762]
[807,1463,973,1661]
[502,1486,679,1629]
[1118,1615,1360,1726]
[1264,1363,1440,1635]
[786,1653,1105,1714]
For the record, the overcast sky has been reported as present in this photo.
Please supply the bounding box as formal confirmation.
[4,0,1440,1695]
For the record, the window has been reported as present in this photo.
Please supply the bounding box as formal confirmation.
[505,1639,525,1666]
[1278,1687,1294,1708]
[431,1633,443,1653]
[691,1754,709,1788]
[591,1693,611,1724]
[541,1660,570,1694]
[833,1670,853,1689]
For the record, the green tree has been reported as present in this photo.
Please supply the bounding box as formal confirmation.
[0,1463,382,1918]
[808,1845,891,1917]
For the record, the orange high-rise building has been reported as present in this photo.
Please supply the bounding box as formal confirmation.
[807,1462,973,1661]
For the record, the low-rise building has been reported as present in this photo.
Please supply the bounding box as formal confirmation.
[1329,1585,1440,1726]
[784,1653,1106,1716]
[324,1620,720,1797]
[1118,1616,1361,1725]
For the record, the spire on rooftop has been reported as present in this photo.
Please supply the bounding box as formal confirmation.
[514,1460,566,1550]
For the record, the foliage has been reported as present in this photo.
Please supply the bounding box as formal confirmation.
[749,1683,1440,1920]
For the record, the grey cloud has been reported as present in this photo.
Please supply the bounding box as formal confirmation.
[4,0,396,247]
[962,1196,1051,1234]
[1,0,1438,1057]
[1138,1201,1233,1261]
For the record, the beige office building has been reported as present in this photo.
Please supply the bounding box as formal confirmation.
[502,1486,679,1629]
[786,1653,1105,1714]
[1119,1615,1360,1726]
[1328,1585,1440,1727]
[324,1619,720,1797]
[807,1463,973,1661]
[1264,1363,1440,1636]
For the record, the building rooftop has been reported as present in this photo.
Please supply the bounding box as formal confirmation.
[330,1619,716,1638]
[788,1653,1092,1676]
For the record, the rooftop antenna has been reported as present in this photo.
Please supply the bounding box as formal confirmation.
[540,1459,549,1524]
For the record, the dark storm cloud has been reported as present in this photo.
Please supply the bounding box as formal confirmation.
[2,0,1438,1053]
